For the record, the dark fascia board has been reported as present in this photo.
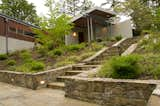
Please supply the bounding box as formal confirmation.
[0,13,40,29]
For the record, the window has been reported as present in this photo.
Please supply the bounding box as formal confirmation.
[24,30,36,37]
[9,27,16,33]
[18,29,23,34]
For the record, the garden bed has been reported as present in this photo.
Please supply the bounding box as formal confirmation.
[0,41,115,73]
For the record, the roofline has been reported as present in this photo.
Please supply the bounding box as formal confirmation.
[71,7,116,23]
[0,13,40,29]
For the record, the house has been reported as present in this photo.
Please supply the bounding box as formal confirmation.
[65,7,133,45]
[0,13,38,54]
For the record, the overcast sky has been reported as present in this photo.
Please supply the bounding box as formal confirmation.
[27,0,108,15]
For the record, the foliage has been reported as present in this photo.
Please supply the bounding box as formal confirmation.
[80,0,95,14]
[19,50,32,61]
[98,55,142,79]
[90,42,104,51]
[48,48,63,57]
[139,32,160,53]
[62,0,94,16]
[0,54,8,60]
[54,59,75,67]
[114,35,122,41]
[16,60,45,73]
[34,0,73,50]
[101,0,121,8]
[7,60,16,66]
[0,0,38,24]
[138,53,160,79]
[79,52,95,60]
[66,43,86,51]
[115,0,153,32]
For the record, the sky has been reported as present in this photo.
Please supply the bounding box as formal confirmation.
[27,0,109,15]
[26,0,128,21]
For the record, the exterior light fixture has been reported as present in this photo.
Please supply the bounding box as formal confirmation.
[72,32,77,37]
[40,80,45,84]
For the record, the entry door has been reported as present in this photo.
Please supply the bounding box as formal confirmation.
[78,32,85,43]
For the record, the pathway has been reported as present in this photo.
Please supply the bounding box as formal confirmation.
[0,82,99,106]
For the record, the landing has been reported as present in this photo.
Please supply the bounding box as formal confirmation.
[0,82,99,106]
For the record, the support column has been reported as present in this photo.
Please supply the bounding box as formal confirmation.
[87,17,91,42]
[90,17,94,41]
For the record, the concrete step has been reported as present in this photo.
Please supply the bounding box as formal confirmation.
[86,61,104,65]
[72,65,98,70]
[65,71,84,76]
[57,76,71,82]
[47,82,65,90]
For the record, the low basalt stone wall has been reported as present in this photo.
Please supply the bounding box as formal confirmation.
[0,65,72,89]
[65,77,157,106]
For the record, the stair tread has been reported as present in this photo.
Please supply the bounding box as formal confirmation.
[48,82,65,87]
[73,65,98,67]
[66,70,85,73]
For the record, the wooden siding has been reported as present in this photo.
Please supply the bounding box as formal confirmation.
[0,16,35,42]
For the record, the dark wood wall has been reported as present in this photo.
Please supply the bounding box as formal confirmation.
[0,16,35,42]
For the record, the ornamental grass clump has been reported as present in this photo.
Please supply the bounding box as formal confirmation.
[98,55,142,79]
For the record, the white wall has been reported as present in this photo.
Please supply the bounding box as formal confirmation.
[0,36,35,54]
[112,19,133,38]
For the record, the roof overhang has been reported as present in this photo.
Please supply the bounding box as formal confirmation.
[71,7,116,23]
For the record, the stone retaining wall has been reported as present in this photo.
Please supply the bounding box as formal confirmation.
[65,77,157,106]
[0,65,72,89]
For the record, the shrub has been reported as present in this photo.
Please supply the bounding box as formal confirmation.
[114,35,122,41]
[53,49,63,56]
[19,50,32,60]
[67,43,86,51]
[0,54,8,60]
[30,61,45,71]
[98,55,142,79]
[48,48,63,57]
[16,60,45,73]
[90,42,104,51]
[36,46,48,57]
[138,32,160,53]
[54,60,75,68]
[7,60,16,66]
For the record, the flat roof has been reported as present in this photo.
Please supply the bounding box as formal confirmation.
[71,7,116,23]
[0,13,39,29]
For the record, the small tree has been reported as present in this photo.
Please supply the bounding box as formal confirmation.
[34,0,73,50]
[115,0,153,32]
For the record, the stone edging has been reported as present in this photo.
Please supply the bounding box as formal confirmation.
[0,65,73,89]
[65,76,159,106]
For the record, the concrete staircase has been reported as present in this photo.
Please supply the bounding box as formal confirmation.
[47,65,97,90]
[47,37,140,90]
[85,37,139,65]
